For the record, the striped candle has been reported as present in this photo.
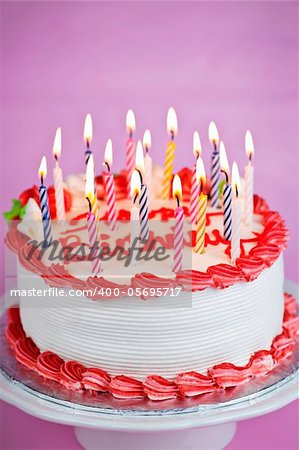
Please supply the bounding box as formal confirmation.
[139,184,149,244]
[231,162,241,263]
[52,128,65,221]
[83,113,93,165]
[195,194,207,254]
[189,132,202,224]
[103,139,117,231]
[208,121,220,209]
[244,130,255,226]
[172,174,184,273]
[38,156,52,247]
[87,211,102,275]
[219,141,232,240]
[126,109,136,198]
[86,155,101,240]
[189,164,199,224]
[143,130,152,206]
[162,108,178,200]
[223,184,232,240]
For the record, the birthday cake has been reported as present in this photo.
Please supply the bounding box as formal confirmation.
[4,113,299,401]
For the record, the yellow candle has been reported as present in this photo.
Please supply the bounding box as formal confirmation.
[86,155,101,240]
[162,107,178,200]
[195,158,207,254]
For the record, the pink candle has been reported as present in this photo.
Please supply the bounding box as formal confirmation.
[103,139,117,231]
[87,210,103,276]
[189,131,202,224]
[172,174,184,273]
[125,109,136,198]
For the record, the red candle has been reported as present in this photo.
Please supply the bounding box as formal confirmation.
[125,109,136,198]
[103,139,117,231]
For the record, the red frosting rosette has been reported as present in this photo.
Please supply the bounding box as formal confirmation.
[109,375,145,399]
[82,368,111,392]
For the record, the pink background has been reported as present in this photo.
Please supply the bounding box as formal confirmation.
[0,1,298,449]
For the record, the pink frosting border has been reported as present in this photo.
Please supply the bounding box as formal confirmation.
[4,195,289,299]
[5,293,299,401]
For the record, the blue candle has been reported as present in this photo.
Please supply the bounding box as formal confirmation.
[38,156,52,246]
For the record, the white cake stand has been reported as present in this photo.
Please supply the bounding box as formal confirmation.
[1,280,298,450]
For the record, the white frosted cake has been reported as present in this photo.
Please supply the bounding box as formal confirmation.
[5,165,298,400]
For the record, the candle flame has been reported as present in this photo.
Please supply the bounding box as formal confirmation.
[208,121,219,145]
[135,140,145,175]
[193,131,202,157]
[167,107,178,136]
[172,174,182,201]
[219,141,230,175]
[38,156,47,180]
[131,169,141,198]
[196,157,206,189]
[126,109,136,133]
[104,139,113,167]
[52,127,62,158]
[143,129,151,149]
[245,130,254,159]
[85,154,95,198]
[84,113,93,144]
[232,162,241,196]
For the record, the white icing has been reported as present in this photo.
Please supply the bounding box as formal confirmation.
[19,255,284,380]
[17,198,44,242]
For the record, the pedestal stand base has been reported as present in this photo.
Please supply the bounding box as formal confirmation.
[74,422,237,450]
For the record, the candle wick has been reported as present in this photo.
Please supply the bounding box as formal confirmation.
[137,169,143,185]
[220,169,229,184]
[236,186,239,198]
[249,153,252,162]
[54,154,58,162]
[133,193,138,204]
[171,130,175,141]
[176,195,180,208]
[41,175,44,186]
[86,140,90,149]
[145,146,149,154]
[86,196,92,212]
[104,161,110,172]
[213,141,217,152]
[129,130,133,139]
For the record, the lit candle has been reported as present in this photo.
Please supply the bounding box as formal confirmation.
[172,174,184,273]
[85,168,102,275]
[209,121,220,208]
[86,155,101,240]
[125,109,136,198]
[244,130,255,226]
[162,107,178,200]
[136,140,149,244]
[220,141,232,241]
[195,158,207,254]
[103,139,117,231]
[38,156,52,246]
[143,129,152,206]
[52,127,65,221]
[83,113,93,165]
[189,131,202,224]
[130,169,141,265]
[231,162,241,263]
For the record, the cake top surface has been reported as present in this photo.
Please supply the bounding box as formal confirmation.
[5,165,289,299]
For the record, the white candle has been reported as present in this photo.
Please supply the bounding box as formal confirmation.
[143,129,152,206]
[244,130,255,226]
[52,127,65,221]
[231,162,241,263]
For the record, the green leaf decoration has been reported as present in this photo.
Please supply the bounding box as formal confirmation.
[19,204,27,219]
[3,199,23,223]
